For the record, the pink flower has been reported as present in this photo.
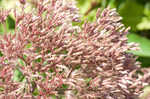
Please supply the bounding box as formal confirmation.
[0,0,149,99]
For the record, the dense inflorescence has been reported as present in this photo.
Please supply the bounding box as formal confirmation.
[0,0,149,99]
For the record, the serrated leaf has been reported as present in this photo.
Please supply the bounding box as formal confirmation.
[128,33,150,57]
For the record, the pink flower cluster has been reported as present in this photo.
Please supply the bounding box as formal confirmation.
[0,0,149,99]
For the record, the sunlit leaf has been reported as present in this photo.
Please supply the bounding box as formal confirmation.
[18,58,25,66]
[144,2,150,17]
[128,33,150,57]
[137,17,150,30]
[13,68,24,82]
[119,0,144,31]
[76,0,91,14]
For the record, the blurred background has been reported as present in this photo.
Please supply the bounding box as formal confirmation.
[0,0,150,98]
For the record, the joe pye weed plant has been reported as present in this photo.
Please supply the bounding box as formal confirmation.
[0,0,150,99]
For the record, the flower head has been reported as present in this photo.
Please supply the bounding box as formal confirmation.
[0,0,149,99]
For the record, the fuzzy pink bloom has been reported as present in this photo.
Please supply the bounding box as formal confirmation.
[0,0,149,99]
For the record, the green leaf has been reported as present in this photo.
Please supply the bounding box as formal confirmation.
[18,58,25,66]
[25,43,32,49]
[0,51,3,57]
[128,33,150,57]
[76,0,91,14]
[137,2,150,30]
[0,87,4,91]
[43,61,48,65]
[34,58,42,63]
[119,0,144,31]
[40,72,47,78]
[32,88,39,96]
[107,0,116,8]
[62,84,69,89]
[6,16,15,29]
[61,50,68,54]
[48,68,54,73]
[13,68,24,82]
[137,57,150,67]
[50,95,57,99]
[85,78,92,86]
[0,24,4,35]
[144,2,150,17]
[137,17,150,30]
[86,9,97,22]
[31,81,39,96]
